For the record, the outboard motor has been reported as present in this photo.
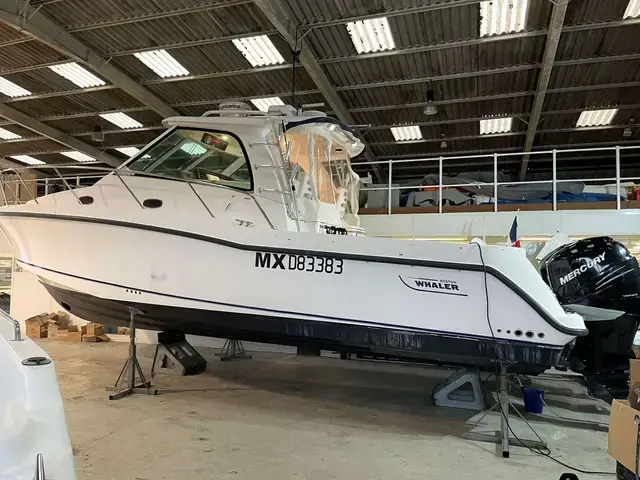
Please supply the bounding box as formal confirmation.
[539,236,640,401]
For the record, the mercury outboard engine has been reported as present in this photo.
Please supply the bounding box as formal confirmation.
[539,236,640,401]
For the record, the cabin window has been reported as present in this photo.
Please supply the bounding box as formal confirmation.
[126,128,251,190]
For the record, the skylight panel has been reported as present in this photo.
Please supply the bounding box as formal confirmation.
[0,76,31,97]
[624,0,640,18]
[60,151,95,162]
[115,147,140,157]
[346,16,396,54]
[0,127,21,140]
[134,50,189,78]
[232,35,285,67]
[576,109,618,127]
[10,155,44,165]
[250,96,284,112]
[480,117,513,134]
[49,62,106,88]
[390,125,423,141]
[100,112,143,129]
[480,0,529,36]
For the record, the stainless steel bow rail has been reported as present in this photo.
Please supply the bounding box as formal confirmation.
[0,308,22,341]
[357,144,640,214]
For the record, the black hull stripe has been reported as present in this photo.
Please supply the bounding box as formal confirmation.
[43,282,565,372]
[0,211,588,337]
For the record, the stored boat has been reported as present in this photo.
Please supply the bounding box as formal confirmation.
[0,311,75,479]
[0,104,588,373]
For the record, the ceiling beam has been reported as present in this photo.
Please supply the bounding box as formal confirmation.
[0,102,121,166]
[0,0,177,118]
[252,0,383,182]
[519,0,569,181]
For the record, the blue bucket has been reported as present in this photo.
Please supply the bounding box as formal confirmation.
[522,387,544,414]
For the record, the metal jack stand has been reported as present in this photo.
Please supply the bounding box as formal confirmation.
[216,338,251,361]
[106,307,158,400]
[463,363,546,458]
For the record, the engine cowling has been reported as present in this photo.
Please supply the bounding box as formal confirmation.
[539,236,640,398]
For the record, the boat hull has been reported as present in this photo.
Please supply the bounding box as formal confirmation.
[43,281,564,373]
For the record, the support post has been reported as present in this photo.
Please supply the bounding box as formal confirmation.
[493,153,498,213]
[387,159,392,215]
[438,156,443,214]
[106,307,157,400]
[616,145,621,210]
[552,149,557,211]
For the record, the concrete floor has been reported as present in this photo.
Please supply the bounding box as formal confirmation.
[39,339,615,480]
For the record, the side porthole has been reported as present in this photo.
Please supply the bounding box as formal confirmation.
[143,198,162,209]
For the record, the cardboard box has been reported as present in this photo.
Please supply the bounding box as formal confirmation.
[609,400,640,473]
[67,325,79,332]
[47,323,60,339]
[82,335,98,342]
[24,313,49,339]
[56,330,81,342]
[97,335,111,342]
[631,359,640,387]
[86,323,104,337]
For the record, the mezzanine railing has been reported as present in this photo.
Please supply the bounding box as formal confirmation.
[358,145,640,215]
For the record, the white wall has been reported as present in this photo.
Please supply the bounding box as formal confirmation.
[360,209,640,238]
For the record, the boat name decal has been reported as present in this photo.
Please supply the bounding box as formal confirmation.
[399,276,468,296]
[559,252,605,286]
[322,225,348,235]
[255,252,343,275]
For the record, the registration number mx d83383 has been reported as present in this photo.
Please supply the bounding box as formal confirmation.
[254,252,343,275]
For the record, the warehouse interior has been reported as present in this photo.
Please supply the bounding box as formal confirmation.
[0,0,640,479]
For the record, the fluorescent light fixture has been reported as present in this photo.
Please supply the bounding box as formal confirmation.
[624,0,640,18]
[232,35,285,67]
[115,147,140,157]
[0,127,21,140]
[60,151,95,162]
[10,155,44,165]
[180,143,207,155]
[576,108,618,127]
[480,0,529,36]
[250,96,284,112]
[49,62,106,88]
[134,50,189,78]
[390,125,422,141]
[346,16,396,54]
[0,76,31,97]
[100,112,143,129]
[480,117,513,134]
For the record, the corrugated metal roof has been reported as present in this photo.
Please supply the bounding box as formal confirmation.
[70,3,272,55]
[0,0,631,178]
[42,0,239,29]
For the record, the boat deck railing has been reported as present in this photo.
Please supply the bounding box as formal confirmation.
[0,164,278,229]
[357,144,640,215]
[0,309,21,341]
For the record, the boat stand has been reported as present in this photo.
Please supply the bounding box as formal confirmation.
[463,363,546,458]
[216,338,252,361]
[151,335,207,376]
[106,307,157,400]
[433,368,486,411]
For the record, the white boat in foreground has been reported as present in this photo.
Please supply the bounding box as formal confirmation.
[0,104,589,374]
[0,311,75,479]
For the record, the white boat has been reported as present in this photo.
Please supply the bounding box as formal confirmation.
[0,104,587,373]
[0,312,75,479]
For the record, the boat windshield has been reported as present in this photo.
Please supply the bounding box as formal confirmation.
[125,128,251,190]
